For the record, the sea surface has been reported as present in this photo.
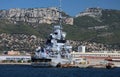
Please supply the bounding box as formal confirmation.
[0,65,120,77]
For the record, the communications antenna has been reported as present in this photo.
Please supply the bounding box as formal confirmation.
[59,0,62,29]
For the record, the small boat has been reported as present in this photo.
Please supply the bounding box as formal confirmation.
[105,58,120,62]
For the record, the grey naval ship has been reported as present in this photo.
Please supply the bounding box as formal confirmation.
[31,0,73,67]
[31,25,72,67]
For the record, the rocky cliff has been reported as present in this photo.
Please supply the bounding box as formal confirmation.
[76,7,102,18]
[0,7,120,52]
[0,7,73,25]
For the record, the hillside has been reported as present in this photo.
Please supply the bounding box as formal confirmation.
[0,7,73,25]
[0,19,53,38]
[0,8,120,44]
[74,8,120,45]
[0,7,120,51]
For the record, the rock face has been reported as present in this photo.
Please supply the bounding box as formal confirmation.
[0,7,73,25]
[76,7,102,17]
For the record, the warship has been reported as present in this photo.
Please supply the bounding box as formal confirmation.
[31,0,73,67]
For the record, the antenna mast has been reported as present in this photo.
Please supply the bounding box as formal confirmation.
[59,0,62,29]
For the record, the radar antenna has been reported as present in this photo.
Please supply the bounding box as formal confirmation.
[58,0,64,40]
[59,0,62,29]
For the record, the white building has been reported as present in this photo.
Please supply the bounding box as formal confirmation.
[78,46,86,53]
[0,55,31,61]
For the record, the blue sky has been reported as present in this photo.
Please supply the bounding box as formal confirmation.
[0,0,120,16]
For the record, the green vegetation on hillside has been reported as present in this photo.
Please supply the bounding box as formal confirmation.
[73,9,120,45]
[0,9,120,45]
[0,20,40,36]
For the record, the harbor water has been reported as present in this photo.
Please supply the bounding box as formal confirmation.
[0,65,120,77]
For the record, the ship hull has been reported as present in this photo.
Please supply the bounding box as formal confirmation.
[31,57,71,67]
[31,58,53,67]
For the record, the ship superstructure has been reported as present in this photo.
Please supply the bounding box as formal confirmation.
[31,0,73,67]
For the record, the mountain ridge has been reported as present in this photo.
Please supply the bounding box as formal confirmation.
[73,8,120,45]
[0,7,73,25]
[0,7,120,51]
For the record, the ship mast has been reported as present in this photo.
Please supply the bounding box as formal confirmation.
[58,0,63,40]
[59,0,62,28]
